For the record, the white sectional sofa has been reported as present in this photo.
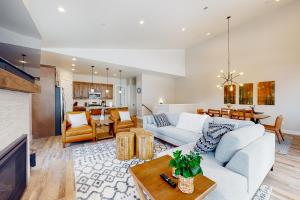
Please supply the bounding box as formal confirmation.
[143,113,275,200]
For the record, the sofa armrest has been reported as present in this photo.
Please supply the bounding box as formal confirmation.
[143,115,155,128]
[225,132,275,196]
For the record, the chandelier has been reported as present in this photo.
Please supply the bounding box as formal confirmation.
[217,16,244,91]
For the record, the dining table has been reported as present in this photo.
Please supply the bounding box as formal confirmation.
[251,114,271,124]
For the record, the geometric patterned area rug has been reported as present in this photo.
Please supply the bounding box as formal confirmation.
[252,185,272,200]
[275,137,292,155]
[72,138,173,200]
[72,139,272,200]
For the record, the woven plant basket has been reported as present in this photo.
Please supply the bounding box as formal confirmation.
[178,175,194,194]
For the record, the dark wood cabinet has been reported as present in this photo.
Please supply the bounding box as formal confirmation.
[73,81,114,99]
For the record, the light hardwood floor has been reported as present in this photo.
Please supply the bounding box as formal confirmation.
[22,134,300,200]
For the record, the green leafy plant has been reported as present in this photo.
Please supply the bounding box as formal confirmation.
[169,150,203,178]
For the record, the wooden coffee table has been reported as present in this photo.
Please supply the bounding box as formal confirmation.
[129,155,216,200]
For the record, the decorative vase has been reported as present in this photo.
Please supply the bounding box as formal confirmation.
[178,175,194,194]
[172,168,178,178]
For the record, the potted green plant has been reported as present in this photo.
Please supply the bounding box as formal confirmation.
[169,150,203,194]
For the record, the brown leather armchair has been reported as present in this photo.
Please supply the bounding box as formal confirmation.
[62,111,96,148]
[109,109,137,133]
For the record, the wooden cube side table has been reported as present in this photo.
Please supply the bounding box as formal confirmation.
[116,132,135,160]
[135,131,154,160]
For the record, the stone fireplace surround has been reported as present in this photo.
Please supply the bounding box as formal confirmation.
[0,89,32,184]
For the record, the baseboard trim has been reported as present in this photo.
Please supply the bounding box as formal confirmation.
[282,129,300,136]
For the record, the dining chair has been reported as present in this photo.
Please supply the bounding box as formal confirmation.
[196,108,205,115]
[221,108,231,118]
[230,109,246,120]
[208,109,221,117]
[245,110,254,121]
[263,115,284,143]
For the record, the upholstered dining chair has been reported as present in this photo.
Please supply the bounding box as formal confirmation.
[207,109,221,117]
[196,108,205,115]
[221,108,231,118]
[230,109,246,120]
[263,115,284,143]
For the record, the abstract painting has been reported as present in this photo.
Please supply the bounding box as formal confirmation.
[258,81,275,105]
[239,83,253,105]
[224,85,236,104]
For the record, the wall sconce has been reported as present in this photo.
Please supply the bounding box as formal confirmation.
[159,98,164,104]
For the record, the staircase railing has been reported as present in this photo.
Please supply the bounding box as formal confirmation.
[142,104,153,114]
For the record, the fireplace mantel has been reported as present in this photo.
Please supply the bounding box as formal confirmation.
[0,69,40,93]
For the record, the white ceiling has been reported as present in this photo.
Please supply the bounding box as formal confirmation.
[0,0,40,39]
[24,0,295,49]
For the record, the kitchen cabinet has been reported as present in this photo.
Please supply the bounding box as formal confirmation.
[73,81,114,99]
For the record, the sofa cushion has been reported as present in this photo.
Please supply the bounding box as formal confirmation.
[194,123,235,153]
[165,113,180,126]
[66,125,92,137]
[176,112,208,133]
[215,124,265,164]
[158,126,202,144]
[157,143,248,200]
[213,117,254,129]
[153,113,171,127]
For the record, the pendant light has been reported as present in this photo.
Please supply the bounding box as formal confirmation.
[217,16,244,91]
[20,54,26,70]
[105,67,109,95]
[90,66,95,93]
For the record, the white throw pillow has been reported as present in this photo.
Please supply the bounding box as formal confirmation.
[119,111,131,121]
[215,124,265,164]
[176,112,209,133]
[68,112,88,128]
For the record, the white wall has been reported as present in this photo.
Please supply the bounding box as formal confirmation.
[136,75,143,118]
[141,73,176,116]
[0,89,31,180]
[43,48,186,76]
[175,1,300,133]
[56,67,73,112]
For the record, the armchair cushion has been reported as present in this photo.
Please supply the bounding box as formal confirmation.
[68,112,88,128]
[119,111,131,121]
[66,125,93,137]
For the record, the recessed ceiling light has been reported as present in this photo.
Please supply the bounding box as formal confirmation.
[71,68,75,71]
[57,6,65,13]
[181,27,186,32]
[139,20,144,25]
[275,0,280,2]
[113,73,117,77]
[206,32,211,36]
[72,57,76,61]
[71,64,75,67]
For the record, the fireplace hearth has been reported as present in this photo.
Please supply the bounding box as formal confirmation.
[0,135,27,200]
